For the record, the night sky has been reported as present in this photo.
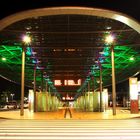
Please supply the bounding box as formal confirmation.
[0,0,140,21]
[0,77,29,99]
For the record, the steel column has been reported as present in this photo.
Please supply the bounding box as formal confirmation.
[33,65,37,112]
[20,47,25,116]
[111,46,116,115]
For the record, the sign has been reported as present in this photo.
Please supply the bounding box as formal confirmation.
[137,81,140,92]
[54,80,62,86]
[54,79,81,86]
[129,77,138,100]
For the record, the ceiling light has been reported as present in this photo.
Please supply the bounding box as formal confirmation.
[22,35,31,44]
[129,57,135,61]
[2,57,6,61]
[105,34,115,44]
[106,26,111,30]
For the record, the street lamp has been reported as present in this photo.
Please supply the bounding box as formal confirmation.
[105,34,116,115]
[20,34,31,116]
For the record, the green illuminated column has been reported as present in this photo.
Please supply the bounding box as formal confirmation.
[33,65,37,112]
[20,46,26,116]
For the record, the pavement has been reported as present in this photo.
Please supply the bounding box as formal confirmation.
[0,119,140,140]
[0,107,140,120]
[0,107,140,140]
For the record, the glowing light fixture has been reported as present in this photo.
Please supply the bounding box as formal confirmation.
[28,89,34,112]
[106,26,112,30]
[22,35,31,44]
[105,34,114,44]
[2,57,6,61]
[129,57,135,61]
[129,77,138,100]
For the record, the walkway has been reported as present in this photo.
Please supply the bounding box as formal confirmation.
[0,107,140,120]
[0,119,140,139]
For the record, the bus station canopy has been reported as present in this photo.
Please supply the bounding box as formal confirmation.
[0,14,140,98]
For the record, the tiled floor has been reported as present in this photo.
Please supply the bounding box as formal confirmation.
[0,107,140,120]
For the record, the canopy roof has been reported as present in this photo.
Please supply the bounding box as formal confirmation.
[0,14,140,99]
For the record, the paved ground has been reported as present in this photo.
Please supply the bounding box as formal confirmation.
[0,119,140,140]
[0,107,140,120]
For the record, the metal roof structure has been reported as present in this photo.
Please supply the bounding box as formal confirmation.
[0,14,140,99]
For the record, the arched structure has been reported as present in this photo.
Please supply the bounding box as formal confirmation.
[0,7,140,116]
[0,7,140,32]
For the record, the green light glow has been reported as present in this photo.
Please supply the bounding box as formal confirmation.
[1,43,140,96]
[2,57,6,61]
[26,47,32,56]
[129,57,135,61]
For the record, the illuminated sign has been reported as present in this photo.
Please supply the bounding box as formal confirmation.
[129,77,138,100]
[54,80,62,86]
[54,79,81,86]
[138,81,140,92]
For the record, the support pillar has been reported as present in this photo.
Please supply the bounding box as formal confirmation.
[46,82,48,111]
[33,65,37,112]
[111,46,116,115]
[91,76,94,112]
[129,77,139,113]
[99,62,103,112]
[88,82,90,111]
[41,71,44,92]
[84,89,87,111]
[20,47,25,116]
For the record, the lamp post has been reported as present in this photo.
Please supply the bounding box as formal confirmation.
[88,81,90,111]
[98,61,103,112]
[20,35,31,116]
[33,64,37,112]
[111,45,116,115]
[105,34,116,115]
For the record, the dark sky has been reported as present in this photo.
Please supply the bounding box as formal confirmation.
[0,76,29,99]
[0,0,140,21]
[0,0,140,94]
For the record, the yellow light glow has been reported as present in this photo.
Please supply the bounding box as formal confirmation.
[28,90,34,112]
[2,57,6,61]
[54,79,81,86]
[138,81,140,92]
[103,89,108,108]
[22,35,31,44]
[105,35,114,44]
[54,80,62,86]
[129,57,135,61]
